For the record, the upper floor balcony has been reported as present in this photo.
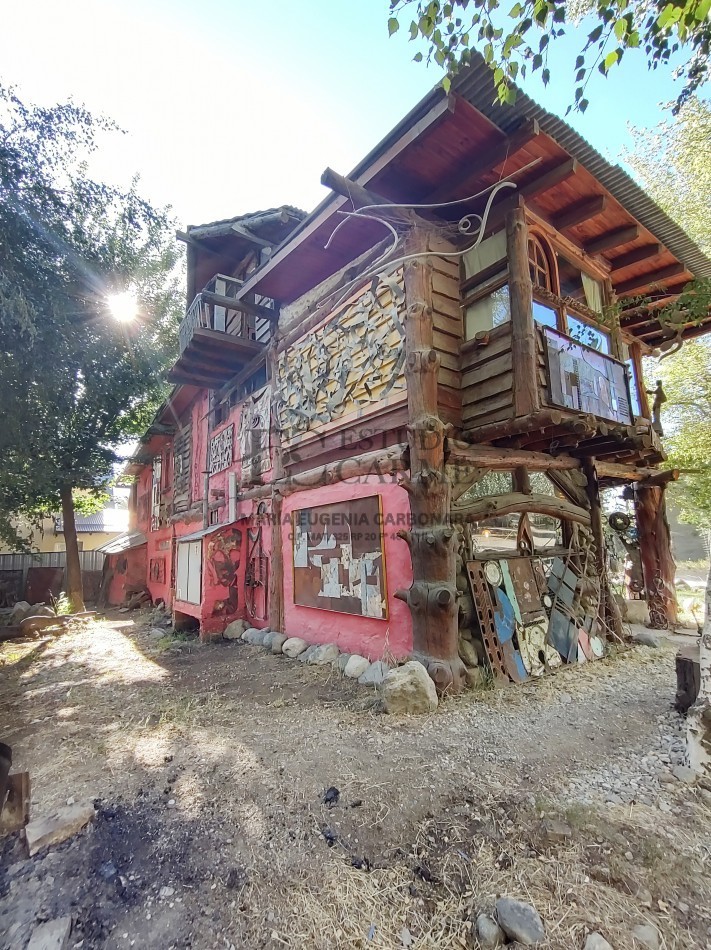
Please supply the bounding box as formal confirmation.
[168,274,275,389]
[459,223,663,466]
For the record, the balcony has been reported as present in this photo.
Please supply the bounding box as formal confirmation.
[168,275,274,389]
[461,323,663,465]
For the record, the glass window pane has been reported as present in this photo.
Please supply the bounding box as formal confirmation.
[465,284,511,339]
[529,514,563,550]
[625,358,641,417]
[533,300,558,329]
[458,471,514,503]
[567,315,610,353]
[472,518,519,555]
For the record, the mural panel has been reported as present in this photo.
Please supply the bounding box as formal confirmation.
[545,328,632,424]
[277,273,406,442]
[206,527,242,617]
[292,496,387,619]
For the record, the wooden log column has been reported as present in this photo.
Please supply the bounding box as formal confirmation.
[267,340,285,633]
[635,479,677,628]
[396,230,467,695]
[582,459,624,639]
[506,207,540,418]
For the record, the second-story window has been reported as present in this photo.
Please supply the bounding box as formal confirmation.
[151,456,162,530]
[528,233,560,330]
[528,235,553,291]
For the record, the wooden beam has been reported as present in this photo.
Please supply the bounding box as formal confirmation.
[239,443,409,501]
[524,202,611,279]
[425,118,541,204]
[615,263,688,297]
[229,222,274,248]
[167,370,223,389]
[200,290,276,323]
[450,491,591,526]
[584,225,640,255]
[446,439,581,471]
[596,461,663,480]
[609,244,663,274]
[552,195,607,231]
[215,350,268,403]
[519,158,578,199]
[321,167,417,227]
[230,93,455,304]
[463,408,565,444]
[638,468,680,488]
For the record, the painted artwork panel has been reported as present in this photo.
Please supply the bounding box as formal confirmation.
[545,328,632,424]
[292,496,387,619]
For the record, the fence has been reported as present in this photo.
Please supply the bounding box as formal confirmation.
[0,551,105,573]
[0,550,105,606]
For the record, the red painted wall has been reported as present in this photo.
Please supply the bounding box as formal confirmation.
[106,545,148,606]
[282,476,413,660]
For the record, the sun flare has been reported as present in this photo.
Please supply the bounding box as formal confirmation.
[107,289,138,323]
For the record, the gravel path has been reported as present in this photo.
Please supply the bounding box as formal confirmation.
[1,614,710,949]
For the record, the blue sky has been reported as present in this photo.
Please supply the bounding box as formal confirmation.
[0,0,697,226]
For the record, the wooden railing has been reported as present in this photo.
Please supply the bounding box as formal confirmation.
[178,274,274,354]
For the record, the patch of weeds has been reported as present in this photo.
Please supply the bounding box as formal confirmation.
[157,692,224,726]
[155,629,196,653]
[637,835,665,869]
[564,801,596,831]
[51,592,72,615]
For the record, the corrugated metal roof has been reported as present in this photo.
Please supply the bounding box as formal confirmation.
[452,57,711,279]
[55,508,129,534]
[96,531,147,555]
[187,206,306,235]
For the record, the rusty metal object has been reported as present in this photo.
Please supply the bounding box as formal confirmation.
[466,561,508,680]
[506,558,544,619]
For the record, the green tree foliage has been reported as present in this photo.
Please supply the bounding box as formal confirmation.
[624,97,711,256]
[387,0,710,112]
[655,342,711,532]
[626,98,711,532]
[0,85,182,602]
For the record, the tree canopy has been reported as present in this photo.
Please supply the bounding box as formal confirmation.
[388,0,710,112]
[625,98,711,534]
[0,85,182,581]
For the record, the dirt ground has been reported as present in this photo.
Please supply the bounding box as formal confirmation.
[1,612,710,950]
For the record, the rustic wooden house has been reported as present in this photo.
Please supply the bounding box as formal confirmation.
[106,62,711,692]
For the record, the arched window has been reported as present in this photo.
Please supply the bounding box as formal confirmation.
[528,234,554,291]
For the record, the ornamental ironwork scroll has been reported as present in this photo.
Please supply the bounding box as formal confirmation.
[208,424,234,476]
[239,388,271,479]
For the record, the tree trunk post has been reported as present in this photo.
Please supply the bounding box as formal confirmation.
[267,340,285,633]
[635,481,677,628]
[397,229,466,695]
[506,207,539,418]
[687,566,711,777]
[59,486,85,612]
[582,458,624,639]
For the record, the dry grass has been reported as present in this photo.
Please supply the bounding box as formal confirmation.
[253,793,710,949]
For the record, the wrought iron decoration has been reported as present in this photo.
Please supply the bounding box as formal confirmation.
[208,424,234,476]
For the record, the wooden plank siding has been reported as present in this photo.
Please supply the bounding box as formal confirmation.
[430,253,463,426]
[460,323,514,428]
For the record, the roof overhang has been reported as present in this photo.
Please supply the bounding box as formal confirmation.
[97,530,147,555]
[233,59,709,345]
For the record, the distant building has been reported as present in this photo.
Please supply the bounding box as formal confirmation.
[1,490,129,554]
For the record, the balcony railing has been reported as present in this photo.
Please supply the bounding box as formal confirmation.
[178,274,274,354]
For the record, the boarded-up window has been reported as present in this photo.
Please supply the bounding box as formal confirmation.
[173,426,191,513]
